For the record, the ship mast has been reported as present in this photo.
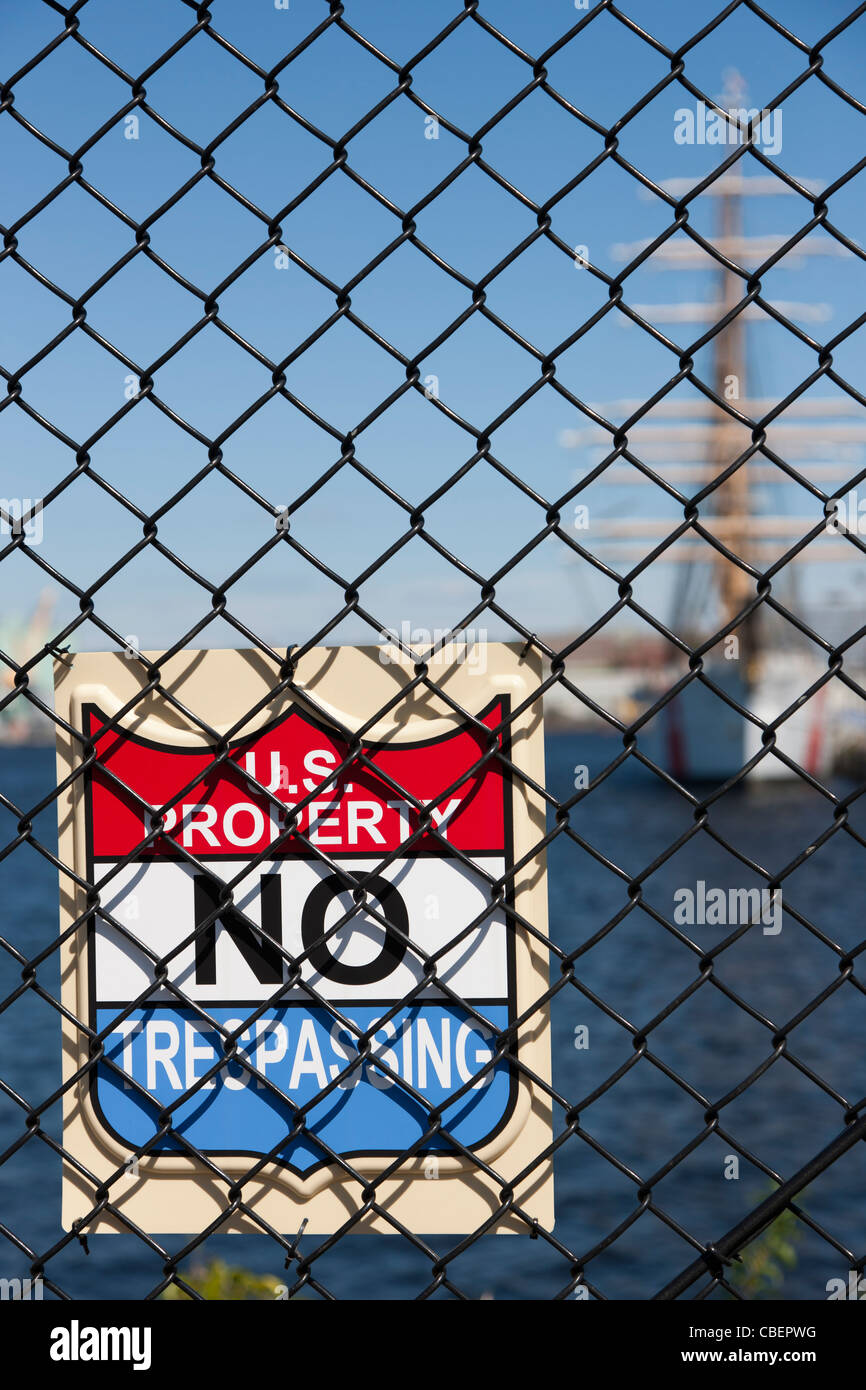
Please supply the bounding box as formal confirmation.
[560,71,864,674]
[710,124,754,671]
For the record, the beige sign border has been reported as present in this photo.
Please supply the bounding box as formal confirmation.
[55,643,553,1235]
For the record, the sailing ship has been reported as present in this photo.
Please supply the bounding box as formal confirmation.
[561,83,866,780]
[0,587,57,744]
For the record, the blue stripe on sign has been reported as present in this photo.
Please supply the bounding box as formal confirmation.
[95,1004,510,1173]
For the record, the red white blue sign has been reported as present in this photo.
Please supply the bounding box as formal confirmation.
[84,698,517,1177]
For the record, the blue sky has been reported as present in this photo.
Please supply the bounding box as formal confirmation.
[1,0,865,668]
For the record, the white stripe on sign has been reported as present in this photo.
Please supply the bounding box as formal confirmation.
[95,856,508,1003]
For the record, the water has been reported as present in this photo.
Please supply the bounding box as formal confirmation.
[1,738,864,1300]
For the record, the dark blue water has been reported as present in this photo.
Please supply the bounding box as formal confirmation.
[2,738,864,1300]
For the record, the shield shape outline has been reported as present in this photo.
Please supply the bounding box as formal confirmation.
[80,694,521,1182]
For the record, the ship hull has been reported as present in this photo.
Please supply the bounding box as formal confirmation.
[639,657,830,783]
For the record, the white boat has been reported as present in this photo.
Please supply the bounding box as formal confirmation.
[635,653,831,782]
[560,85,865,784]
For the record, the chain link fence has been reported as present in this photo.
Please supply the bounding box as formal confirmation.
[2,0,866,1301]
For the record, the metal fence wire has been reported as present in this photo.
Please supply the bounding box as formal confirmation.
[2,0,866,1302]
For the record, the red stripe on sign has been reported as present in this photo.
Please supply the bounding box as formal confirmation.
[87,701,507,859]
